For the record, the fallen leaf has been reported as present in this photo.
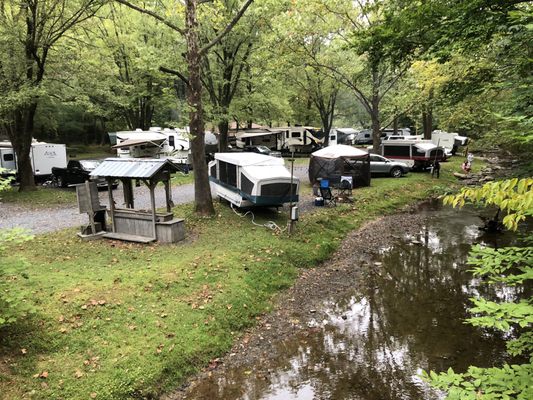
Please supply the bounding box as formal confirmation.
[21,348,27,355]
[90,393,97,399]
[74,370,84,379]
[39,371,49,379]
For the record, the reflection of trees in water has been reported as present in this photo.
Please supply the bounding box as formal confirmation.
[185,210,528,400]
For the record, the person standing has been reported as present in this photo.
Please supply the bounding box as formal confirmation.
[432,160,441,178]
[467,152,474,167]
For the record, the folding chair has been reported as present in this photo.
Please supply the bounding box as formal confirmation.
[319,186,337,207]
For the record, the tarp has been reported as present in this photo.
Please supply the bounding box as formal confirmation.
[215,152,285,167]
[309,145,371,187]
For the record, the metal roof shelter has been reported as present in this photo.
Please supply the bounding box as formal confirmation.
[90,158,185,243]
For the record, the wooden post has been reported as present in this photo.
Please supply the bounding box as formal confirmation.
[164,178,172,213]
[107,178,116,233]
[84,180,97,235]
[149,180,157,240]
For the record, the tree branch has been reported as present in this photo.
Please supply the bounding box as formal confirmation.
[114,0,185,35]
[199,0,254,56]
[159,66,190,86]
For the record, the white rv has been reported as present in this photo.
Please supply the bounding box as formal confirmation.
[112,127,192,166]
[329,128,358,146]
[208,153,299,208]
[0,140,67,178]
[276,126,324,153]
[378,139,446,170]
[431,130,468,155]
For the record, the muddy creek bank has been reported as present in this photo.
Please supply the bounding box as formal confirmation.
[166,202,527,400]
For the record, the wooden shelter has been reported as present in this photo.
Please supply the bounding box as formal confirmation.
[90,158,185,244]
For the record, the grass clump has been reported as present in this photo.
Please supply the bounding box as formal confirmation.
[0,157,475,399]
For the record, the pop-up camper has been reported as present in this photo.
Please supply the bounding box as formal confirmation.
[208,153,299,208]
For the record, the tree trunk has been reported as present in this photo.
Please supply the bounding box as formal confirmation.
[218,118,229,152]
[422,109,432,140]
[7,104,38,191]
[186,0,214,216]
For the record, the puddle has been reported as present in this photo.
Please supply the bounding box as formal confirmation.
[183,205,530,400]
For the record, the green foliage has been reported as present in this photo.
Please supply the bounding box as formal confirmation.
[0,175,35,327]
[429,176,533,399]
[443,178,533,231]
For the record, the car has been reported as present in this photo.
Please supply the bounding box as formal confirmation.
[369,154,410,178]
[244,145,282,158]
[51,159,110,188]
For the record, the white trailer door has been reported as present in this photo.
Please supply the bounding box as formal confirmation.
[0,148,17,171]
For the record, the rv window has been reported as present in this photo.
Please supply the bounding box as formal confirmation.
[291,132,301,138]
[383,145,410,157]
[168,136,175,147]
[227,163,237,186]
[365,134,370,138]
[241,173,254,195]
[261,182,297,197]
[330,136,336,141]
[210,163,217,178]
[3,154,14,162]
[219,161,228,183]
[285,131,289,138]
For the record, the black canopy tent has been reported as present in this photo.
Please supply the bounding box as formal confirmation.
[308,145,371,187]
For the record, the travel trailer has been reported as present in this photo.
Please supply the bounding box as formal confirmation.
[431,130,468,155]
[208,153,299,207]
[111,127,191,166]
[276,126,324,153]
[377,139,446,170]
[0,140,67,178]
[234,129,283,150]
[328,128,358,146]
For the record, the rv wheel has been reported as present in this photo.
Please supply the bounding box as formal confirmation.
[390,167,402,178]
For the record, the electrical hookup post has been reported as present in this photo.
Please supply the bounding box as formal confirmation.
[288,149,298,235]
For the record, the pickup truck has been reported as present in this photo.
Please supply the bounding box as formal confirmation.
[52,159,107,188]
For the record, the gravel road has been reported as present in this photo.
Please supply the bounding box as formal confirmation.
[0,166,310,234]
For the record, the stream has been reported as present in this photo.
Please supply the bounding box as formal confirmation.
[177,203,529,400]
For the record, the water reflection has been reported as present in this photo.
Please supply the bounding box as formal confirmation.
[184,206,528,400]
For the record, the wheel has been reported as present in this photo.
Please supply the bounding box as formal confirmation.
[390,167,403,178]
[57,176,67,188]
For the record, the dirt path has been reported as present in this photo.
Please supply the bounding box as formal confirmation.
[0,166,310,234]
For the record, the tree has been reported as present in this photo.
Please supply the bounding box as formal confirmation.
[115,0,254,215]
[0,0,105,191]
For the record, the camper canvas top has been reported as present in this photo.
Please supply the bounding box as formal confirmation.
[312,144,368,159]
[214,152,285,167]
[413,142,438,151]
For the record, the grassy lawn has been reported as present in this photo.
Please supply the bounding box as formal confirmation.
[68,145,114,161]
[0,187,77,207]
[0,158,476,399]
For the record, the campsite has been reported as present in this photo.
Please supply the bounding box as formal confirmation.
[0,1,532,400]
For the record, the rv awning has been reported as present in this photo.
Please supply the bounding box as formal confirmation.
[112,138,166,149]
[311,144,368,159]
[236,130,282,139]
[90,158,180,179]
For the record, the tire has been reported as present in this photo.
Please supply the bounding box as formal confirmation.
[57,176,67,188]
[390,167,403,178]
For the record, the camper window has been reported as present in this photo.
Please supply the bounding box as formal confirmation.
[241,173,254,195]
[168,136,175,147]
[3,154,14,162]
[384,145,410,157]
[291,132,301,138]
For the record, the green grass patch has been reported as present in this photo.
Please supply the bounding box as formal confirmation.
[0,157,479,399]
[0,187,76,207]
[68,145,114,161]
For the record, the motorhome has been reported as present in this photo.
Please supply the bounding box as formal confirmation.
[112,127,191,166]
[208,153,299,208]
[378,139,446,170]
[0,140,67,178]
[431,130,468,155]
